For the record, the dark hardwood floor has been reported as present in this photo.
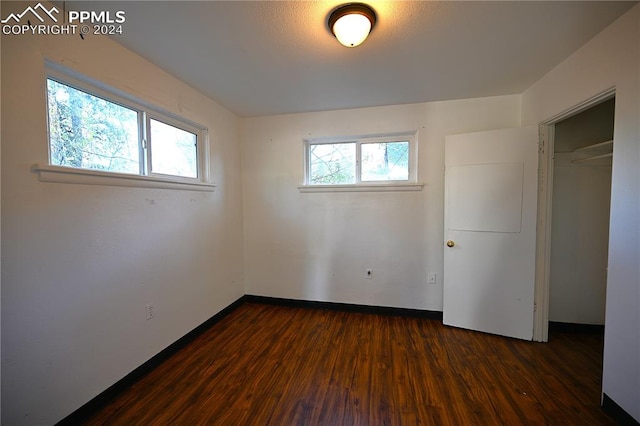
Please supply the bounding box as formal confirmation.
[83,302,612,425]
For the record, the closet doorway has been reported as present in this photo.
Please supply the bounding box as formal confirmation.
[549,98,614,331]
[534,90,615,342]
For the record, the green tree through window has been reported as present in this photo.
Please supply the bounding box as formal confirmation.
[307,137,413,185]
[47,79,139,174]
[361,141,409,181]
[309,142,356,184]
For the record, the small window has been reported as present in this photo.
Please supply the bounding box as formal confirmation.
[305,133,416,185]
[46,66,206,182]
[47,79,141,174]
[149,118,198,179]
[309,142,356,184]
[361,141,409,181]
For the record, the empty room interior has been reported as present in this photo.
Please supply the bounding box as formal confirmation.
[1,1,639,424]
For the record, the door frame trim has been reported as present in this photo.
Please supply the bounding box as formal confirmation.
[533,87,616,342]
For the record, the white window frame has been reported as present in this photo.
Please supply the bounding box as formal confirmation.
[33,61,213,192]
[300,132,423,193]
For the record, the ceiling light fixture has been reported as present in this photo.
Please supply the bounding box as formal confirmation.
[328,3,377,48]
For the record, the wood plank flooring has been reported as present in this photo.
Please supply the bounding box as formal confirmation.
[83,302,613,425]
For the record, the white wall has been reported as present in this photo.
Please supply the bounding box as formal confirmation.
[0,3,245,424]
[241,96,520,311]
[522,5,640,421]
[549,155,611,324]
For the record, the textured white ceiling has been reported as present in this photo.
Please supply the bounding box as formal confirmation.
[71,1,635,117]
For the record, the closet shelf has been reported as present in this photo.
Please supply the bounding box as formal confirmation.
[571,152,613,164]
[571,139,613,164]
[574,139,613,152]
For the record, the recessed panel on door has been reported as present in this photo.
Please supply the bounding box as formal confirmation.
[449,162,524,233]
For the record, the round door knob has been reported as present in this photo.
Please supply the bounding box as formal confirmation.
[446,240,455,247]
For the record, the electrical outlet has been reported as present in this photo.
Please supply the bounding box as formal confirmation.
[366,268,373,279]
[146,304,155,320]
[428,273,437,284]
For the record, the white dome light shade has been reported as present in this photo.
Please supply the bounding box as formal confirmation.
[328,3,377,48]
[333,13,372,47]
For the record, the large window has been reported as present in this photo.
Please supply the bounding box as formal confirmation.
[305,133,417,186]
[45,66,206,182]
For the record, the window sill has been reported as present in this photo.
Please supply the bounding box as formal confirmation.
[298,183,424,193]
[31,164,216,192]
